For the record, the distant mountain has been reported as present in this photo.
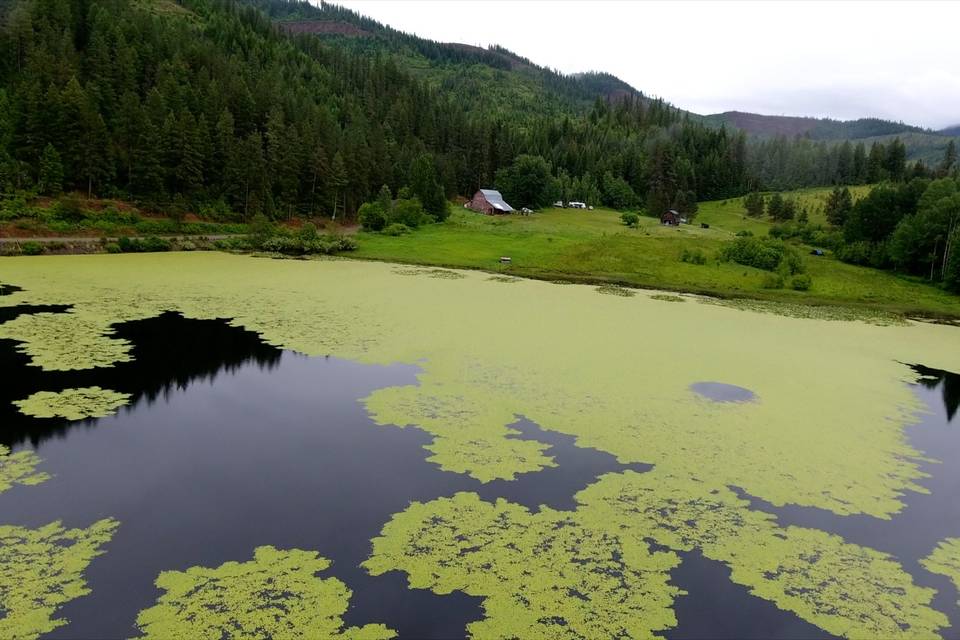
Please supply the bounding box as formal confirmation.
[705,111,927,140]
[246,0,680,122]
[705,111,959,162]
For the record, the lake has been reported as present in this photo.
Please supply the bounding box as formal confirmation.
[1,253,960,639]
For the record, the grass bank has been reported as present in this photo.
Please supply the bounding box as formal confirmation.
[353,192,959,320]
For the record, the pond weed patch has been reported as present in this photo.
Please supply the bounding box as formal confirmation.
[0,518,119,640]
[2,253,960,637]
[136,546,395,639]
[14,387,131,420]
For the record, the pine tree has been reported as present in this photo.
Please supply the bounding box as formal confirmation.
[825,186,853,226]
[867,142,887,183]
[410,153,447,221]
[743,192,765,217]
[941,140,957,177]
[329,151,348,220]
[767,193,784,220]
[885,138,907,182]
[376,184,392,212]
[38,143,63,195]
[852,143,867,184]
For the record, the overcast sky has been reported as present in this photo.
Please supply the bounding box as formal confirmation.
[335,1,960,130]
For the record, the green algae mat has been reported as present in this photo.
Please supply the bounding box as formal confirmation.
[1,252,960,639]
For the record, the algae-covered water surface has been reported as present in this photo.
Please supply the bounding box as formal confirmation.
[1,253,960,639]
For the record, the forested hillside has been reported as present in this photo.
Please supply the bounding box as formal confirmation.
[707,111,960,165]
[0,0,939,220]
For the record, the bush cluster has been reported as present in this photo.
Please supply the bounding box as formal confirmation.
[359,196,430,232]
[769,222,842,249]
[679,248,707,265]
[221,218,357,256]
[620,212,640,228]
[719,236,805,275]
[117,236,172,252]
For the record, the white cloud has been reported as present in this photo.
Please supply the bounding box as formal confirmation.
[334,0,960,129]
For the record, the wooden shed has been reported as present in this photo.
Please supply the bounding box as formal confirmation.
[467,189,515,215]
[660,209,681,225]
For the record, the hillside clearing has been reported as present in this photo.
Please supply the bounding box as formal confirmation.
[353,195,959,320]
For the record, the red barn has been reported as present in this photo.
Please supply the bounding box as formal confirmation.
[467,189,515,215]
[660,209,681,225]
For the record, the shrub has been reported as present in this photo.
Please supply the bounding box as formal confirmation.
[177,240,197,251]
[197,199,241,222]
[21,241,43,255]
[620,212,640,228]
[105,242,121,254]
[719,236,804,274]
[779,248,804,276]
[735,230,753,237]
[391,198,428,228]
[359,202,389,231]
[383,223,411,236]
[261,235,300,254]
[790,274,813,291]
[141,236,171,252]
[0,195,35,221]
[836,240,890,269]
[52,197,87,222]
[214,236,253,251]
[248,213,275,248]
[679,248,707,265]
[117,236,142,252]
[761,273,784,289]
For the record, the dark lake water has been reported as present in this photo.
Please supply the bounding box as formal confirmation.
[1,308,957,639]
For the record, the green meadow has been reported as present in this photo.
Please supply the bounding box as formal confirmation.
[353,186,958,320]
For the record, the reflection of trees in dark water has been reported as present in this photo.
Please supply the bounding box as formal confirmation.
[1,311,281,448]
[911,364,960,423]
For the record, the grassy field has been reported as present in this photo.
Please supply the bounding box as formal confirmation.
[695,185,873,233]
[353,191,960,319]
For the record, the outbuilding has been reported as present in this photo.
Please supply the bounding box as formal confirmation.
[467,189,515,215]
[661,209,681,225]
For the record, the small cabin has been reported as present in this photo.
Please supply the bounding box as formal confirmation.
[467,189,515,215]
[661,209,681,226]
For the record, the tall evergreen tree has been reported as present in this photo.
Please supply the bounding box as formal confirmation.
[409,153,447,221]
[941,140,957,177]
[37,143,63,195]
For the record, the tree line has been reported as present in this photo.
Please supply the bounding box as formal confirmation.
[0,0,933,221]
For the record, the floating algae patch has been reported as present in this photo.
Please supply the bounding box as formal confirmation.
[366,384,556,482]
[575,470,947,639]
[0,445,49,493]
[363,492,680,639]
[425,268,466,279]
[922,538,960,605]
[699,296,907,326]
[0,518,119,640]
[486,275,521,283]
[365,472,947,639]
[0,311,135,370]
[14,386,131,421]
[2,253,960,634]
[1,253,958,519]
[596,283,636,297]
[391,266,465,279]
[650,293,686,302]
[690,381,757,403]
[135,546,395,639]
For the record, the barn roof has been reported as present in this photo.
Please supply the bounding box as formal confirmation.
[480,189,514,212]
